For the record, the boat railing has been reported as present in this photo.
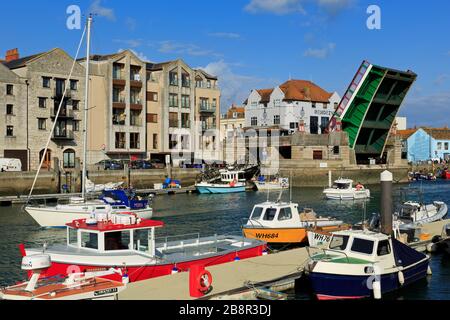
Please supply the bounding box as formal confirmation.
[156,232,223,252]
[306,246,351,263]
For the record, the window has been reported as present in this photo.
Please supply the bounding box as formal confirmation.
[263,208,277,221]
[251,117,258,126]
[377,240,391,256]
[130,133,140,149]
[320,117,329,133]
[81,232,98,250]
[181,113,190,128]
[169,134,178,149]
[290,122,298,130]
[313,150,323,160]
[130,110,141,126]
[6,126,14,137]
[115,132,126,149]
[42,77,51,88]
[445,142,449,151]
[6,104,13,115]
[312,102,316,108]
[113,87,124,103]
[169,112,178,128]
[181,73,190,87]
[73,120,80,131]
[274,115,280,125]
[329,235,349,250]
[333,146,340,155]
[181,134,190,149]
[38,118,47,130]
[212,99,217,108]
[72,100,79,110]
[63,149,76,168]
[274,99,281,107]
[147,113,158,123]
[147,92,158,102]
[169,71,178,86]
[6,84,13,95]
[437,142,442,150]
[323,103,328,109]
[169,94,178,107]
[278,207,293,221]
[39,97,47,108]
[133,230,149,253]
[351,238,374,255]
[105,231,131,251]
[251,207,264,220]
[334,102,338,110]
[181,95,190,108]
[153,134,158,150]
[206,80,211,88]
[68,228,77,246]
[113,109,126,125]
[130,89,141,104]
[70,80,78,90]
[113,63,123,79]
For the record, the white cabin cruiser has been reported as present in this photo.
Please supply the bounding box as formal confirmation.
[255,177,289,191]
[396,201,448,229]
[323,179,370,200]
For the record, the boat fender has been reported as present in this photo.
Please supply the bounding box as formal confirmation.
[426,243,436,253]
[372,280,382,300]
[398,271,405,286]
[427,266,432,276]
[262,249,268,256]
[197,270,213,295]
[171,266,179,274]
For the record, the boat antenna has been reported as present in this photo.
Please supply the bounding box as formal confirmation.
[26,22,88,205]
[82,15,93,201]
[289,170,293,204]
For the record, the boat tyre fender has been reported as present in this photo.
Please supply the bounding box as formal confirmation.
[197,270,213,295]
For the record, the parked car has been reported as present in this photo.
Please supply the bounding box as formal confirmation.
[150,159,165,169]
[95,160,124,170]
[130,160,153,170]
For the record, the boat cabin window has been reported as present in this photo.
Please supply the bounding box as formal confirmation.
[350,238,374,255]
[238,172,245,180]
[81,232,98,250]
[105,231,131,251]
[68,228,77,246]
[263,208,278,221]
[133,229,149,252]
[377,240,391,256]
[334,183,350,190]
[251,207,264,220]
[278,207,293,221]
[329,235,349,250]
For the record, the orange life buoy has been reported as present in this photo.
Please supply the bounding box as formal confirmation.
[196,270,213,294]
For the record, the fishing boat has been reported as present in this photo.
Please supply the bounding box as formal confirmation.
[242,201,346,244]
[323,179,370,200]
[0,254,125,300]
[25,189,153,228]
[305,229,430,300]
[19,211,267,283]
[254,176,289,191]
[396,201,448,229]
[196,169,246,194]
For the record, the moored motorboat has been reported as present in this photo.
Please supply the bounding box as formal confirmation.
[323,179,370,200]
[305,229,430,300]
[196,169,247,194]
[242,201,346,244]
[396,201,448,229]
[20,212,266,284]
[431,223,450,255]
[254,176,289,191]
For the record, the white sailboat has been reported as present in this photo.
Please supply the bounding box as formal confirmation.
[24,16,152,228]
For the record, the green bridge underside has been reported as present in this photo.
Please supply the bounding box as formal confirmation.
[341,64,417,160]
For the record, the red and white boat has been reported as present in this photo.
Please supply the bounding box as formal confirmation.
[20,212,267,283]
[442,169,450,180]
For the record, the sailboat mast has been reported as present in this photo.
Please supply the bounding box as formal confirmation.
[82,15,92,200]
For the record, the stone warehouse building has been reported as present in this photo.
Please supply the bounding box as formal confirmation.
[1,48,85,171]
[244,80,340,134]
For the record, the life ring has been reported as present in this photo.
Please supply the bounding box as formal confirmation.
[196,270,213,294]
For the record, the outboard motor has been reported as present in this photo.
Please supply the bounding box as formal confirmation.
[446,224,450,237]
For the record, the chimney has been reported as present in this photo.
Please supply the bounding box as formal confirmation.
[6,48,19,62]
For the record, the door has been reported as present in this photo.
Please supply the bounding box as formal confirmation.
[39,149,52,170]
[310,116,319,134]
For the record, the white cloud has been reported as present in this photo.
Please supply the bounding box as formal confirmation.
[118,48,149,62]
[114,39,143,48]
[245,0,306,15]
[402,91,450,127]
[199,60,277,112]
[208,32,241,39]
[89,0,116,21]
[125,17,137,31]
[316,0,353,16]
[304,42,336,59]
[157,41,220,57]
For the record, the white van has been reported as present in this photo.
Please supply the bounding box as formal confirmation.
[0,158,22,172]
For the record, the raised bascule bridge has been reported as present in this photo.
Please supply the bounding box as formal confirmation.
[327,60,417,164]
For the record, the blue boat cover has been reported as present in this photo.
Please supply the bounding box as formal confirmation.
[392,238,427,267]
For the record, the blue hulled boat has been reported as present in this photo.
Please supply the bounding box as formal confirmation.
[196,169,247,194]
[305,229,430,300]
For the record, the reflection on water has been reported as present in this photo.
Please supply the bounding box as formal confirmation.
[0,180,449,299]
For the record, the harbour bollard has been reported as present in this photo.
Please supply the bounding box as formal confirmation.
[380,171,393,236]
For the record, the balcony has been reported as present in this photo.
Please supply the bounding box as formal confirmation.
[51,108,74,119]
[169,120,179,128]
[199,104,216,113]
[130,100,143,111]
[202,123,217,131]
[113,96,126,109]
[52,131,74,141]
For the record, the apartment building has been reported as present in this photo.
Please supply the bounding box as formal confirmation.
[145,59,220,163]
[220,104,245,142]
[244,80,340,134]
[79,50,147,164]
[1,48,85,171]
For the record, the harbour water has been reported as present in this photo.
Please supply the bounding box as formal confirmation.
[1,180,449,299]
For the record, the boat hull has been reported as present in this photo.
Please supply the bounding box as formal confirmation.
[323,189,370,200]
[24,206,153,228]
[243,227,308,243]
[196,185,246,194]
[309,259,429,300]
[26,245,266,283]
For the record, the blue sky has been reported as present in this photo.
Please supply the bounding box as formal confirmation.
[1,0,449,127]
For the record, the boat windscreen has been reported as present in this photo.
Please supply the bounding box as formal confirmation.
[329,235,349,250]
[251,207,264,220]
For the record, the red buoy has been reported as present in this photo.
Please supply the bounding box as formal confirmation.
[189,264,213,298]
